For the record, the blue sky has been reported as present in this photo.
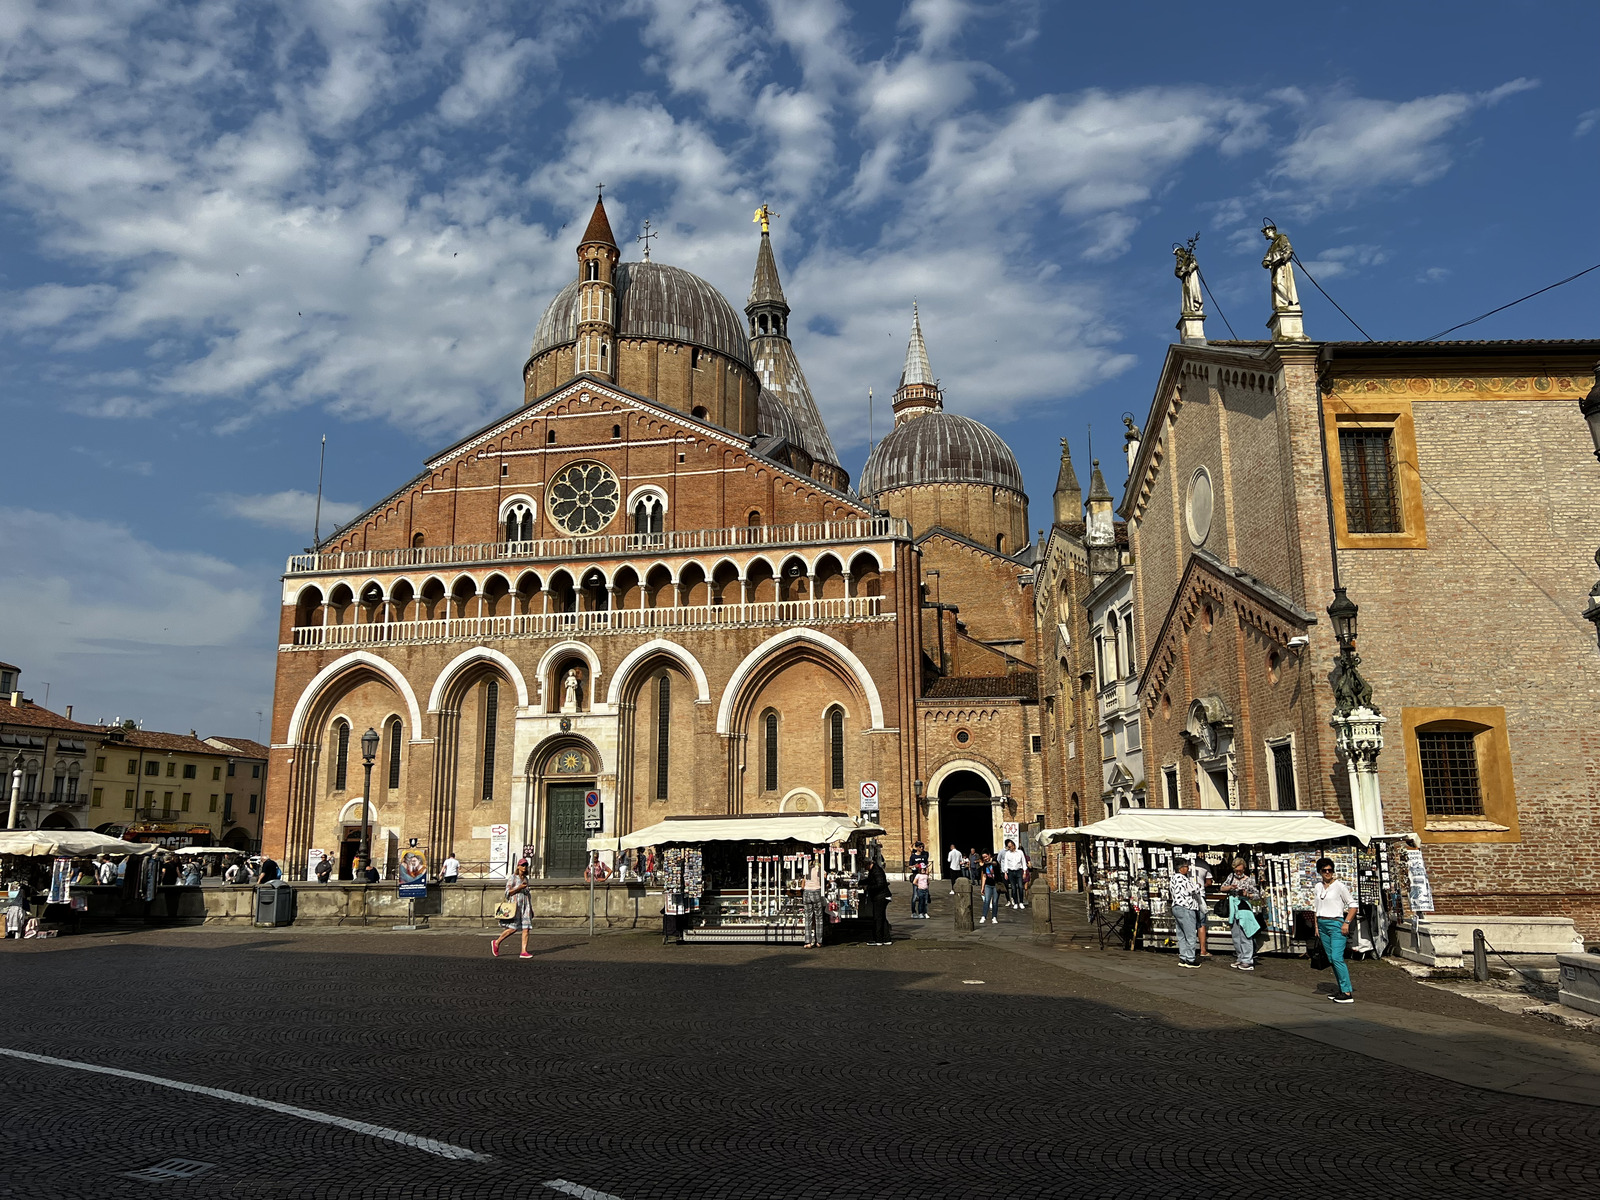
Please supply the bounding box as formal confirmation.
[2,0,1597,736]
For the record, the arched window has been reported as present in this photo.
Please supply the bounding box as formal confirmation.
[387,718,402,790]
[996,534,1005,553]
[481,680,499,802]
[600,341,609,368]
[828,707,845,791]
[655,674,671,801]
[633,497,663,536]
[763,711,778,793]
[585,260,599,281]
[1123,612,1136,677]
[612,424,621,439]
[333,721,350,791]
[504,504,533,543]
[412,532,425,548]
[747,510,761,527]
[690,347,701,370]
[547,429,557,444]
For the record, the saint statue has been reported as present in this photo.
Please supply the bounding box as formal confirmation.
[1260,222,1300,312]
[562,668,582,713]
[1173,240,1204,317]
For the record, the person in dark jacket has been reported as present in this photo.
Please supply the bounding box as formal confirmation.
[863,857,892,945]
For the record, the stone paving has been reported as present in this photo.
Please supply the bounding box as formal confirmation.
[2,900,1599,1199]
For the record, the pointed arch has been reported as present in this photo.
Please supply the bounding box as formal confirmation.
[716,628,886,735]
[286,651,423,744]
[428,646,531,712]
[605,638,711,706]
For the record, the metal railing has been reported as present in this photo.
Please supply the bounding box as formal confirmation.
[290,596,887,648]
[285,515,908,576]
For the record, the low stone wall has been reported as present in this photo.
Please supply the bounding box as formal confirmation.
[259,880,650,929]
[1395,914,1585,968]
[1558,954,1600,1018]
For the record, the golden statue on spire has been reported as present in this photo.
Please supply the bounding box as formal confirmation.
[753,204,778,234]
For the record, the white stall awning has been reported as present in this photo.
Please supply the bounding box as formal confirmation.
[1040,808,1368,847]
[589,813,885,853]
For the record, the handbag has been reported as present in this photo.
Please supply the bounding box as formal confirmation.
[1213,895,1230,919]
[1308,932,1331,971]
[493,899,517,921]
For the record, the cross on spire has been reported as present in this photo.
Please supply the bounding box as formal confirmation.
[636,219,657,262]
[596,181,604,198]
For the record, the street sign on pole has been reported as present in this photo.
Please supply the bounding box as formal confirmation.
[1002,822,1019,844]
[859,780,879,817]
[584,802,604,832]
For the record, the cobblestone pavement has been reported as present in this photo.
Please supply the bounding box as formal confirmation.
[3,919,1599,1200]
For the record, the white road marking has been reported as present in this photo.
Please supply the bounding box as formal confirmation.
[0,1046,489,1162]
[544,1179,625,1200]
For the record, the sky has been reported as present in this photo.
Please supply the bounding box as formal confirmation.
[2,0,1597,737]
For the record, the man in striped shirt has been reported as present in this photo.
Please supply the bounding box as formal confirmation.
[1169,858,1205,968]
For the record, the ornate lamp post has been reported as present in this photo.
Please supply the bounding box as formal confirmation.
[1327,586,1386,838]
[359,727,379,878]
[1580,367,1600,646]
[7,752,22,830]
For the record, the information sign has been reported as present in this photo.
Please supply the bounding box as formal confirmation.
[584,802,604,832]
[859,781,879,815]
[1001,822,1020,844]
[489,823,509,878]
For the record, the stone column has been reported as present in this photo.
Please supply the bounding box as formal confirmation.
[953,876,975,932]
[1331,706,1386,838]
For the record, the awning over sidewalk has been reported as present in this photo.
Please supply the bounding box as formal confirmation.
[589,813,885,853]
[0,830,159,858]
[1040,808,1368,847]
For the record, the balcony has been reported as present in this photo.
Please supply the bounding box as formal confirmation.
[289,595,888,649]
[285,516,909,576]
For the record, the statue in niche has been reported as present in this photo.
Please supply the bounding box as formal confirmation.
[561,667,583,713]
[1260,221,1301,312]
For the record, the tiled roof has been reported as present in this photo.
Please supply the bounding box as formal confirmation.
[204,736,270,759]
[861,411,1024,495]
[923,674,1039,701]
[98,727,227,756]
[530,262,753,367]
[0,700,101,734]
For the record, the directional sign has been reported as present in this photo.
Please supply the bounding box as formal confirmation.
[584,802,604,832]
[859,781,879,815]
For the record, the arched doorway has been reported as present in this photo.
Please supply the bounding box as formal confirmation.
[937,769,996,872]
[39,811,77,830]
[532,743,598,878]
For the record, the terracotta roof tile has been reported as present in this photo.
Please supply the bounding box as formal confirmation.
[204,736,270,759]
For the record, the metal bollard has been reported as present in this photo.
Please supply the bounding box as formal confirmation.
[1472,927,1489,982]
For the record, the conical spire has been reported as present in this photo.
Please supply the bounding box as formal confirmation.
[1087,458,1113,504]
[1053,438,1082,526]
[748,230,788,310]
[900,302,935,389]
[580,195,617,250]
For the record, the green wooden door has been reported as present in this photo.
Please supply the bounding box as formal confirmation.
[545,785,589,878]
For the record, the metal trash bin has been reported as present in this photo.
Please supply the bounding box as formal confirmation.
[254,880,294,926]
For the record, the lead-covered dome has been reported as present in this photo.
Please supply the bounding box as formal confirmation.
[860,410,1025,496]
[530,262,752,369]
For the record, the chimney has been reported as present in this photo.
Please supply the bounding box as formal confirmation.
[65,705,73,720]
[9,693,19,707]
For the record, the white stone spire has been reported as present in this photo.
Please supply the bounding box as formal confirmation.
[900,302,935,389]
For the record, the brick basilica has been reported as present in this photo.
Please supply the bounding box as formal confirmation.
[261,197,1079,880]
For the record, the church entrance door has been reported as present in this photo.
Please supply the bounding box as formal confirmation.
[545,784,590,878]
[938,802,994,874]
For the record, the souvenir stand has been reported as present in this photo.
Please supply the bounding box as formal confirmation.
[589,813,884,944]
[0,830,157,938]
[1041,810,1420,957]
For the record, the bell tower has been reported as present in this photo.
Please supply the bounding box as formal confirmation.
[575,191,619,381]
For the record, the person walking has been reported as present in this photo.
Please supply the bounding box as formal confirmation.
[908,841,930,872]
[257,854,281,883]
[978,853,1001,924]
[1000,839,1027,909]
[1169,857,1204,968]
[946,844,964,894]
[1314,857,1358,1003]
[1191,858,1213,957]
[96,855,116,886]
[802,853,826,948]
[441,850,460,885]
[864,854,892,945]
[492,861,534,959]
[1220,857,1261,971]
[910,862,930,919]
[967,848,983,889]
[314,853,333,883]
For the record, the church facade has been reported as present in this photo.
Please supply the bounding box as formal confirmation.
[261,198,1056,879]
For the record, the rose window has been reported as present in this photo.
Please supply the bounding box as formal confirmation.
[548,461,620,536]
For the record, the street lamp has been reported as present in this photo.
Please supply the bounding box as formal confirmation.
[359,727,379,878]
[1327,585,1359,651]
[1580,367,1600,646]
[1326,585,1385,838]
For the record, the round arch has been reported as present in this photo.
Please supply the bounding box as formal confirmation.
[498,493,539,522]
[716,628,887,735]
[534,640,603,710]
[927,758,1002,800]
[605,638,711,706]
[286,651,423,744]
[779,787,823,813]
[427,646,531,712]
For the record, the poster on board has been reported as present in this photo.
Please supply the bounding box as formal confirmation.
[489,824,510,878]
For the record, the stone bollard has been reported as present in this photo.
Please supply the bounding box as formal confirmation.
[1030,881,1052,934]
[953,877,975,932]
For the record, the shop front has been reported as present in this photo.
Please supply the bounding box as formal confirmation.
[1043,809,1424,957]
[590,813,884,944]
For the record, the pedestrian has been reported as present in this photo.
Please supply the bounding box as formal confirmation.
[1314,857,1358,1003]
[946,843,963,893]
[911,862,930,918]
[258,854,281,883]
[978,852,1001,924]
[224,858,242,885]
[645,845,656,882]
[967,847,983,887]
[802,852,826,948]
[441,850,460,885]
[95,855,115,886]
[1169,857,1204,968]
[1220,857,1262,971]
[1191,858,1213,957]
[314,853,333,883]
[492,861,534,959]
[1000,839,1027,909]
[909,841,929,871]
[360,858,379,884]
[863,853,892,945]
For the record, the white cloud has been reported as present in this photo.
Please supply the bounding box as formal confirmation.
[0,508,271,733]
[1576,108,1600,138]
[627,0,762,120]
[213,490,364,533]
[1297,243,1389,280]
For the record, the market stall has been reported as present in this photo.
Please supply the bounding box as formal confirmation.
[589,813,884,944]
[1,830,157,939]
[1041,809,1422,957]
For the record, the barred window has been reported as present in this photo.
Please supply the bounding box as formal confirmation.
[655,675,671,800]
[481,681,499,802]
[1339,428,1401,533]
[1271,742,1297,811]
[828,708,845,791]
[333,721,349,791]
[1418,730,1483,816]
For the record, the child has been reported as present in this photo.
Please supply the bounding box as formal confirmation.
[911,864,931,919]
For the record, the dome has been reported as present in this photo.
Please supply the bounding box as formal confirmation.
[529,262,752,369]
[860,411,1025,496]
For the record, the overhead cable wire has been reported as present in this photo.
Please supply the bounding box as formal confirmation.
[1423,260,1600,342]
[1291,253,1374,341]
[1195,269,1238,340]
